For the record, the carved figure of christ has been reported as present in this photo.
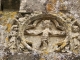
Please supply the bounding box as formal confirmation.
[26,27,66,49]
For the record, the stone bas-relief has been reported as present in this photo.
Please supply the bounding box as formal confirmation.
[0,0,80,60]
[25,20,66,50]
[6,12,80,54]
[4,11,80,60]
[0,6,80,60]
[0,12,79,60]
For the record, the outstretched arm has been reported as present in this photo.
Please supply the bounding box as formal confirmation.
[26,30,42,35]
[50,31,66,36]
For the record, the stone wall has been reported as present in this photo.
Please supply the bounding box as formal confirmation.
[0,0,80,60]
[1,0,79,18]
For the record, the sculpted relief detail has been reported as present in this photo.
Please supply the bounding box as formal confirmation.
[25,20,66,50]
[5,12,80,54]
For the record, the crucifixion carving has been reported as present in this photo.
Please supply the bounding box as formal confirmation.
[25,20,66,50]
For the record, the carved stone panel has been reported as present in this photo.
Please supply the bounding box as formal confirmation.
[0,8,80,60]
[20,14,67,52]
[5,12,80,55]
[0,0,80,60]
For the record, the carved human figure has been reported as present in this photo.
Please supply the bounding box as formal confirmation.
[26,20,66,50]
[8,25,19,55]
[71,25,80,49]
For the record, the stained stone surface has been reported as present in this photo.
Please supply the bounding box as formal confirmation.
[0,0,80,60]
[1,12,79,60]
[6,53,39,60]
[19,0,80,18]
[19,0,47,13]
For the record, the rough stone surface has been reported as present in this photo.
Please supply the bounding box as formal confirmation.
[6,53,39,60]
[19,0,47,12]
[0,0,80,60]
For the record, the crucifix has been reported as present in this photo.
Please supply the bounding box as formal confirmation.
[26,20,66,49]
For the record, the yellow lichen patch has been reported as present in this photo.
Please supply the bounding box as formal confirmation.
[40,58,45,60]
[48,0,64,12]
[1,12,17,21]
[46,3,53,12]
[5,37,9,41]
[46,0,58,12]
[53,40,68,52]
[58,12,64,16]
[60,41,67,49]
[43,50,49,54]
[0,11,17,32]
[6,23,12,32]
[60,0,64,3]
[0,11,3,14]
[10,12,17,19]
[73,50,78,54]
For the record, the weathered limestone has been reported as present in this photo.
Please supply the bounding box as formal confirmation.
[5,11,80,54]
[0,0,80,60]
[0,25,7,59]
[19,0,47,13]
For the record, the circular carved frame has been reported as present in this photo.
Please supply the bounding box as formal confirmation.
[19,14,70,52]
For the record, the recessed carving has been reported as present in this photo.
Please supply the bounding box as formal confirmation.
[5,12,80,55]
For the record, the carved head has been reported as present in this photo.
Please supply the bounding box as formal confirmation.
[11,25,18,32]
[42,20,51,28]
[72,25,79,33]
